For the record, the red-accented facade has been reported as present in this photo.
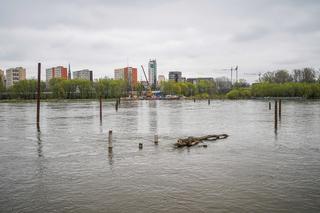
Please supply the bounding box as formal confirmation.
[115,67,138,89]
[132,68,137,86]
[60,67,68,79]
[46,66,68,84]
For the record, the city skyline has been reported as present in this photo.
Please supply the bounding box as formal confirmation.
[1,61,318,84]
[1,0,319,82]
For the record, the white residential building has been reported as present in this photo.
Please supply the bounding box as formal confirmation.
[73,69,93,81]
[114,68,125,80]
[46,66,68,84]
[5,67,26,88]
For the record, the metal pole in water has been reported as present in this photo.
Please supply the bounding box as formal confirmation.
[36,62,41,129]
[274,100,278,130]
[154,134,158,145]
[108,130,113,151]
[269,102,271,110]
[99,96,102,122]
[279,99,282,120]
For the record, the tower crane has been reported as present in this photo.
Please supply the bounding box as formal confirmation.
[213,66,239,84]
[243,73,262,82]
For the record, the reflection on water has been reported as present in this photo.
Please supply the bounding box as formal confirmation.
[0,100,320,212]
[108,152,113,167]
[36,129,43,158]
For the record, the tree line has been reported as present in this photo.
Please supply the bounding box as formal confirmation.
[227,68,320,99]
[227,83,320,99]
[0,77,236,99]
[260,68,319,83]
[0,78,129,99]
[160,77,245,98]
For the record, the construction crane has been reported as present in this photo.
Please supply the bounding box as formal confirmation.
[243,72,262,82]
[140,65,152,98]
[235,66,238,83]
[213,65,239,84]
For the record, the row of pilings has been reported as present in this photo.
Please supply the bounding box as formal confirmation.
[35,62,282,138]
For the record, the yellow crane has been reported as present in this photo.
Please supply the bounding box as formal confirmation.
[140,65,152,98]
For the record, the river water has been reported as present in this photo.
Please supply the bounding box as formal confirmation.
[0,100,319,212]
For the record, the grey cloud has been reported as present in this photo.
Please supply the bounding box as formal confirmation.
[232,27,270,42]
[0,0,319,81]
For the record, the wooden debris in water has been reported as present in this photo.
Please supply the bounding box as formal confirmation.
[175,134,228,147]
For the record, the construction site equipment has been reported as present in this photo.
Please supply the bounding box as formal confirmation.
[141,65,152,98]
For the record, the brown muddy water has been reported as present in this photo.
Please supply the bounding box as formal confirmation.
[0,100,319,212]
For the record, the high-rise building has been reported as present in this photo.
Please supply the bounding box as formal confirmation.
[73,69,93,81]
[68,64,71,80]
[5,67,26,88]
[158,75,165,85]
[168,71,182,82]
[148,59,157,88]
[114,67,138,89]
[46,66,68,83]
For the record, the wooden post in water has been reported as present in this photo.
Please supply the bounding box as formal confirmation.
[99,96,102,122]
[139,143,143,149]
[108,130,113,151]
[279,99,282,120]
[193,98,196,103]
[115,100,118,111]
[269,102,271,110]
[154,134,158,145]
[36,63,41,129]
[274,100,278,130]
[208,99,210,105]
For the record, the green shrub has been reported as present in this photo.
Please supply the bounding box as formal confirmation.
[226,88,251,99]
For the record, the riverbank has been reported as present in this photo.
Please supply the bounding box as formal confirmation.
[1,96,319,103]
[0,98,121,103]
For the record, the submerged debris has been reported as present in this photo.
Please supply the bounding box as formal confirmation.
[175,134,228,147]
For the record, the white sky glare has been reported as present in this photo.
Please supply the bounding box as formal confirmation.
[0,0,319,82]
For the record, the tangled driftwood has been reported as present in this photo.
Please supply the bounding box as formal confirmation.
[175,134,228,147]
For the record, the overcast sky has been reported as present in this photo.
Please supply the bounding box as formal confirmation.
[0,0,319,82]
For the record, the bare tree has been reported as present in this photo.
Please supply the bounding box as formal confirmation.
[302,68,316,83]
[261,71,275,83]
[274,70,292,83]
